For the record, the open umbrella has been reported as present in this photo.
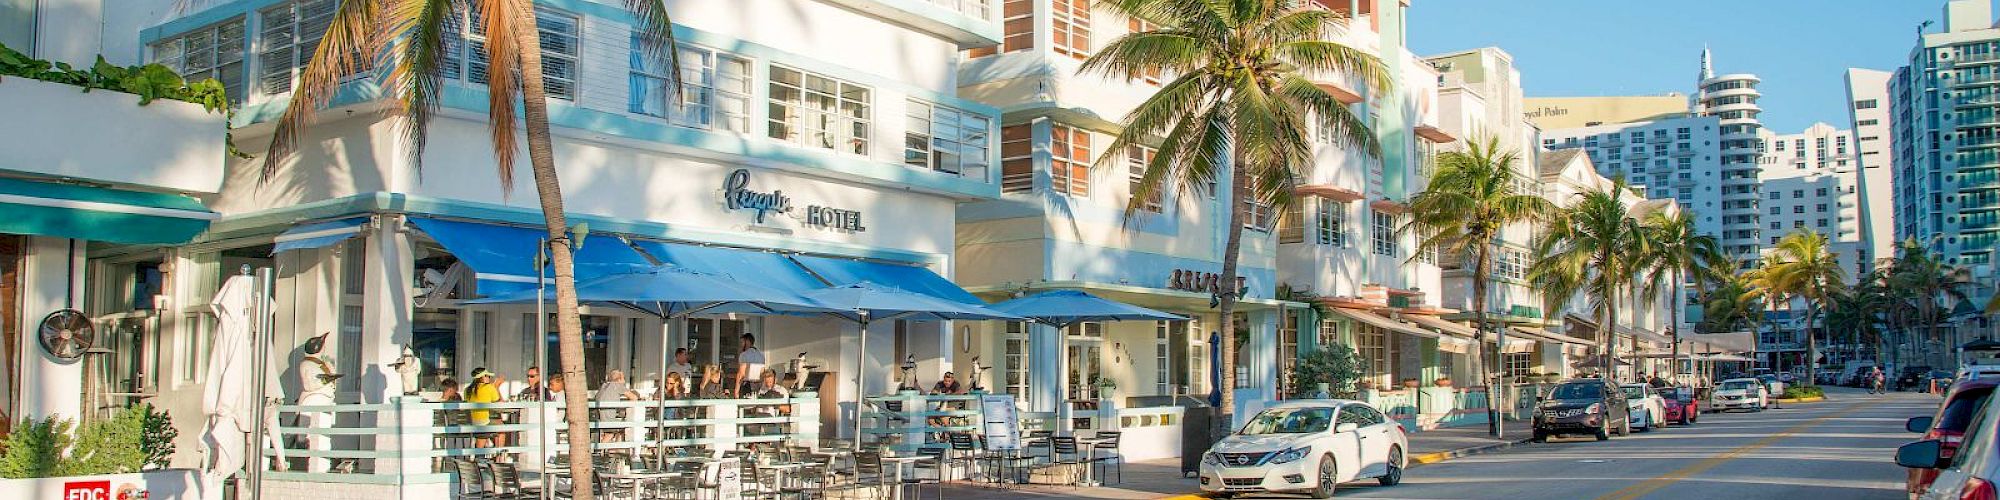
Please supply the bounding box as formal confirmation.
[468,265,836,466]
[797,282,1021,449]
[985,290,1184,328]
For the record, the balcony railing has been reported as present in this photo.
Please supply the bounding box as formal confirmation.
[1957,74,2000,87]
[924,0,991,18]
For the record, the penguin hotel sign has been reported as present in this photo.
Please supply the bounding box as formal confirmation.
[722,169,867,232]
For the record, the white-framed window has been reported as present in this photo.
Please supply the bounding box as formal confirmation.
[768,66,873,154]
[1245,199,1274,231]
[1050,123,1093,196]
[1371,210,1396,256]
[1000,124,1034,193]
[1003,322,1031,400]
[256,0,334,97]
[1051,0,1091,59]
[1155,321,1171,396]
[1503,352,1533,378]
[149,17,248,105]
[1318,200,1347,246]
[441,6,580,100]
[630,40,751,133]
[1496,249,1525,280]
[1187,317,1205,395]
[1416,227,1438,264]
[1127,145,1161,212]
[1066,321,1104,338]
[906,99,993,176]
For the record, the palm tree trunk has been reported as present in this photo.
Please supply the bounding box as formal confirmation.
[1600,282,1617,381]
[511,7,596,500]
[1215,149,1250,428]
[1473,244,1498,437]
[1804,301,1818,387]
[1670,269,1682,379]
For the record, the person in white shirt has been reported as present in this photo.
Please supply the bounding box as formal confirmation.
[667,348,695,381]
[733,333,767,397]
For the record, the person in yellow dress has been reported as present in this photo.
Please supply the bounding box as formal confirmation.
[464,368,502,449]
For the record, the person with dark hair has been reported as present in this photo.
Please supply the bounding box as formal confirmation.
[733,333,767,397]
[464,368,502,448]
[668,348,695,380]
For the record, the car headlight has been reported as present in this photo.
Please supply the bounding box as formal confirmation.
[1586,403,1601,414]
[1269,447,1310,465]
[1203,452,1223,466]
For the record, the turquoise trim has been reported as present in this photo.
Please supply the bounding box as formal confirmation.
[139,0,273,47]
[0,177,216,245]
[541,0,998,48]
[199,192,945,265]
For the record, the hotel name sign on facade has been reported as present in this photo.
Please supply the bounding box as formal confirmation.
[721,168,867,232]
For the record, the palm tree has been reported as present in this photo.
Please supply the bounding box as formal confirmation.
[1891,240,1970,366]
[1698,274,1762,334]
[261,2,679,498]
[1756,231,1846,382]
[1403,137,1552,436]
[1637,210,1725,377]
[1528,177,1651,380]
[1828,274,1890,369]
[1081,0,1388,420]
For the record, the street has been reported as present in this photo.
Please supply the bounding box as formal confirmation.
[1319,389,1931,500]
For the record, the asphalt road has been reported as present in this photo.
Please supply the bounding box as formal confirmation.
[1318,388,1937,500]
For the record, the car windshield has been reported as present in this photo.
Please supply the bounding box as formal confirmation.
[1721,380,1756,391]
[1620,386,1645,399]
[1939,389,1996,432]
[1662,388,1690,400]
[1239,407,1334,435]
[1550,383,1602,400]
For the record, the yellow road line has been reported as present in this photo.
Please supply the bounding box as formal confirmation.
[1591,401,1876,500]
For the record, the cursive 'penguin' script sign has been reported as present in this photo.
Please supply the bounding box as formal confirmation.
[723,169,792,223]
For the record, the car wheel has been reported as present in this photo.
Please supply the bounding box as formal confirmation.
[1379,446,1404,486]
[1202,493,1235,499]
[1311,455,1337,499]
[1532,429,1548,443]
[1595,421,1610,441]
[1618,418,1631,436]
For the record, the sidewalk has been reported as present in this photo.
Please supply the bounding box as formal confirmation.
[926,422,1533,500]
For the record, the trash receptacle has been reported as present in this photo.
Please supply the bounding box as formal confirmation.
[1181,404,1216,477]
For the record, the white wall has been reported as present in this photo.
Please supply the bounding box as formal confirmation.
[16,236,84,423]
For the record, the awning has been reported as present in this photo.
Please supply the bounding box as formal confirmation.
[629,241,826,294]
[1436,335,1473,354]
[0,176,216,244]
[271,218,367,254]
[1327,307,1440,339]
[1405,314,1477,337]
[791,254,983,304]
[1514,326,1594,346]
[408,218,652,296]
[1618,325,1673,344]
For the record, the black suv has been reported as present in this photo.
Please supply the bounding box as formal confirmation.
[1533,378,1631,442]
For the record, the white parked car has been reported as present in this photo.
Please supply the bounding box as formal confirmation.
[1199,400,1409,498]
[1712,377,1770,412]
[1619,384,1666,432]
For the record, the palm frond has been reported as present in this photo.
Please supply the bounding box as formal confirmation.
[261,0,387,176]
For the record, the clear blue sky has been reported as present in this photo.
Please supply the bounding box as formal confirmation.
[1407,0,1953,133]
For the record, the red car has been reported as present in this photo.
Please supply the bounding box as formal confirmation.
[1660,386,1699,425]
[1908,377,2000,497]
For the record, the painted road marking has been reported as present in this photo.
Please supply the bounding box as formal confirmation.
[1591,401,1877,500]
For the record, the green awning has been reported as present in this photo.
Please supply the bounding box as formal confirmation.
[0,177,217,245]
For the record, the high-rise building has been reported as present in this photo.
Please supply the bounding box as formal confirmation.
[1692,48,1770,264]
[1890,0,2000,267]
[1757,123,1868,277]
[1846,68,1898,272]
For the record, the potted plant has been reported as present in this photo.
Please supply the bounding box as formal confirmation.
[1434,377,1454,387]
[1400,378,1421,389]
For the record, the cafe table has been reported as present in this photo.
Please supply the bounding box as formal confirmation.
[1073,436,1111,487]
[880,454,931,500]
[599,469,680,500]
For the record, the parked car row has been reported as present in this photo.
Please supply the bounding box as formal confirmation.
[1897,375,2000,499]
[1531,379,1707,442]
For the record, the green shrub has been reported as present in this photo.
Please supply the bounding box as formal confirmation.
[1782,385,1825,400]
[1291,344,1364,399]
[0,405,179,478]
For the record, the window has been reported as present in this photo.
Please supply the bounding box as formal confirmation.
[1794,220,1805,228]
[1125,145,1162,211]
[1003,322,1030,402]
[1129,16,1163,85]
[1051,0,1091,59]
[1371,210,1396,256]
[1855,99,1878,109]
[1769,222,1780,230]
[1318,201,1347,246]
[1794,206,1805,214]
[1817,218,1829,227]
[1769,207,1781,215]
[149,18,247,105]
[257,0,334,96]
[1496,249,1524,280]
[1000,124,1033,193]
[1503,352,1533,378]
[631,41,751,133]
[769,66,872,154]
[1277,201,1304,242]
[1677,127,1691,140]
[1051,124,1093,196]
[1355,324,1388,380]
[1768,192,1780,200]
[905,100,992,176]
[1793,190,1805,198]
[968,0,1031,56]
[1245,198,1274,231]
[442,6,580,100]
[1416,228,1438,264]
[1817,203,1828,212]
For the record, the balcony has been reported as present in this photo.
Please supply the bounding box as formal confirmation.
[1959,94,2000,108]
[1962,136,2000,149]
[1956,52,2000,66]
[1671,148,1697,158]
[823,0,1001,48]
[0,77,224,193]
[1955,73,2000,87]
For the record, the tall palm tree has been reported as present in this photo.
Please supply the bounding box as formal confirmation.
[1697,273,1762,334]
[1403,137,1552,436]
[1757,231,1846,381]
[1528,177,1651,380]
[1828,274,1889,369]
[1637,210,1725,377]
[1081,0,1388,420]
[1892,240,1970,366]
[261,2,679,498]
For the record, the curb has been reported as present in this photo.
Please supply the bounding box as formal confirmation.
[1774,395,1826,403]
[1408,436,1537,467]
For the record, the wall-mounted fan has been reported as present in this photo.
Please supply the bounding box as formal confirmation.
[39,309,93,361]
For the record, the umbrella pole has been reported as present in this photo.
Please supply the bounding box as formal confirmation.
[853,312,870,451]
[248,267,274,500]
[535,269,549,500]
[655,315,671,469]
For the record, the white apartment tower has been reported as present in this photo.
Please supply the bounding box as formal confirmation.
[1692,48,1769,263]
[1846,68,1897,272]
[1758,123,1868,278]
[1891,0,2000,267]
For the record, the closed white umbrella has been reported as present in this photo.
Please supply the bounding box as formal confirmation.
[199,274,283,494]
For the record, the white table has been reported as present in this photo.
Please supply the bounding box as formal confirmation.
[599,470,679,500]
[1074,437,1110,487]
[881,455,931,500]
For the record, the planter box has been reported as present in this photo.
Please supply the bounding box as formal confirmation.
[0,469,204,500]
[0,77,226,194]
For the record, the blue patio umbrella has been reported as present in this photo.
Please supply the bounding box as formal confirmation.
[466,265,835,465]
[798,281,1021,449]
[985,290,1184,328]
